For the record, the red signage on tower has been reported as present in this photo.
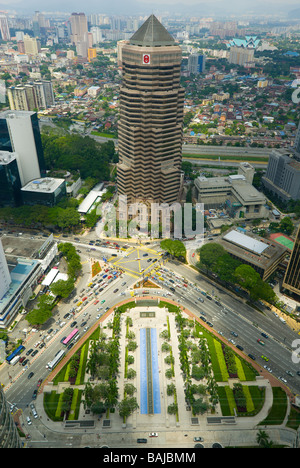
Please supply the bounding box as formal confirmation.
[143,53,150,64]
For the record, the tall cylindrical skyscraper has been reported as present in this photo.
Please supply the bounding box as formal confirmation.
[117,15,184,205]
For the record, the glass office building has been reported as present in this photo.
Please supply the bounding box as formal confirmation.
[21,177,67,207]
[0,152,22,207]
[0,110,46,186]
[0,386,23,448]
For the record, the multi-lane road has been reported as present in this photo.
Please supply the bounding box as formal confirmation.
[1,235,300,436]
[151,260,300,394]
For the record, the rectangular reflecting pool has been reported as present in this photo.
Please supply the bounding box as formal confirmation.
[140,328,161,415]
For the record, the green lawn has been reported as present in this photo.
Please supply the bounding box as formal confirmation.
[259,387,288,425]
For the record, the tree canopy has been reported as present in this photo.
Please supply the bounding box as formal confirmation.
[41,133,115,180]
[160,239,186,259]
[26,294,54,325]
[197,242,277,304]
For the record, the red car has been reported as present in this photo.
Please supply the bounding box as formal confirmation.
[82,297,87,302]
[94,300,99,305]
[257,339,265,346]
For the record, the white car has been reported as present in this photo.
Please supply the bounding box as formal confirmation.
[279,376,287,383]
[149,432,158,437]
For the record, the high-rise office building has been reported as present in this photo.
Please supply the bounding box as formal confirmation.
[188,54,206,74]
[283,224,300,296]
[117,15,184,205]
[262,150,300,202]
[23,34,41,56]
[0,239,10,300]
[70,12,88,45]
[0,14,10,41]
[0,386,23,448]
[0,110,46,186]
[0,152,22,207]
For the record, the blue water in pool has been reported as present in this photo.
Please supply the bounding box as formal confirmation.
[140,328,161,414]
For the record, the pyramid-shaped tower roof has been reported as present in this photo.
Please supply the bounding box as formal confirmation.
[130,14,175,47]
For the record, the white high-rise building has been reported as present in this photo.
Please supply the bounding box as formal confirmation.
[0,240,10,299]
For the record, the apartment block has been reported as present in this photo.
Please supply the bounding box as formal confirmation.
[8,81,54,111]
[262,149,300,202]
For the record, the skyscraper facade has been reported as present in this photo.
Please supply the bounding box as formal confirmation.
[0,152,22,207]
[283,224,300,296]
[0,110,46,186]
[0,386,23,448]
[262,148,300,202]
[0,14,10,41]
[117,15,184,205]
[294,120,300,156]
[70,12,88,45]
[188,54,206,74]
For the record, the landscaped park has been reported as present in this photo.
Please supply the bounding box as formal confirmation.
[41,298,292,436]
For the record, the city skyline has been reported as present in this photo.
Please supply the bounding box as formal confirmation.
[1,0,300,16]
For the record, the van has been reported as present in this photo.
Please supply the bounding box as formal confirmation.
[279,317,286,324]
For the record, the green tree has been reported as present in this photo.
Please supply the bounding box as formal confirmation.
[118,397,139,419]
[50,279,75,299]
[235,264,261,291]
[196,243,226,272]
[26,294,54,325]
[279,217,294,236]
[56,208,81,231]
[160,239,186,259]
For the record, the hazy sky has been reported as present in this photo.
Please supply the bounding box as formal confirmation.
[1,0,299,16]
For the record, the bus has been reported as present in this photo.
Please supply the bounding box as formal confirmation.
[6,345,25,363]
[46,350,65,370]
[10,355,21,366]
[62,329,79,346]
